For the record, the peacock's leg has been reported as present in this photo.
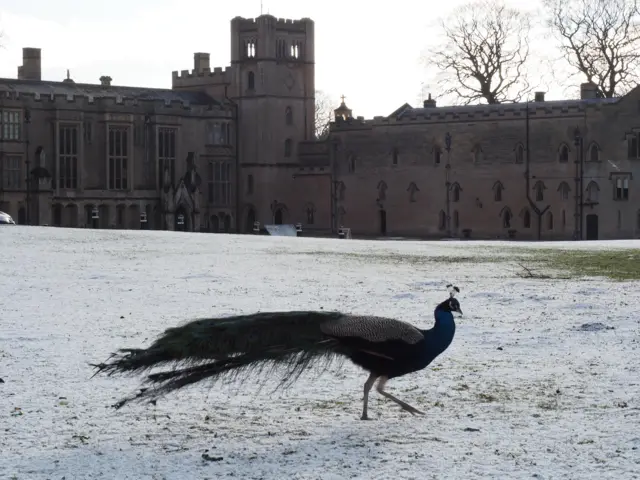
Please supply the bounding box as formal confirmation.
[361,372,378,420]
[375,376,425,416]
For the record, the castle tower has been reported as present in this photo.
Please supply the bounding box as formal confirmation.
[229,15,315,230]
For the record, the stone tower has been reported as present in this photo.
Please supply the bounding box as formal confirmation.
[229,15,315,230]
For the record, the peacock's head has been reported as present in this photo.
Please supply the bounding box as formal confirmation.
[438,284,463,316]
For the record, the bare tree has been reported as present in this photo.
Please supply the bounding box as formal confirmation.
[545,0,640,97]
[428,0,533,104]
[315,90,335,140]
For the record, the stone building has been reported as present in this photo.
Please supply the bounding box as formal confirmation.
[1,13,639,240]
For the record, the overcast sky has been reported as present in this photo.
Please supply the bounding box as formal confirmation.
[0,0,565,118]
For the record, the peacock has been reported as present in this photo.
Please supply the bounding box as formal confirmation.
[92,285,462,419]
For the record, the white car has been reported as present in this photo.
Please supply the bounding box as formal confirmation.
[0,211,16,225]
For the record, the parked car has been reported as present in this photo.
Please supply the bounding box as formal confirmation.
[0,211,16,225]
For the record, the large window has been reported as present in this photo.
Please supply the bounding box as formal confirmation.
[2,156,22,189]
[108,126,128,190]
[0,110,21,141]
[158,127,176,187]
[208,161,231,205]
[59,125,78,189]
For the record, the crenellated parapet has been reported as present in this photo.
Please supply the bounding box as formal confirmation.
[331,98,619,131]
[171,66,232,89]
[0,80,231,117]
[231,15,313,33]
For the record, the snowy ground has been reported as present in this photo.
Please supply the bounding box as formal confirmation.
[1,227,639,480]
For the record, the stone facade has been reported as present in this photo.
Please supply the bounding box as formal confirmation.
[1,14,639,240]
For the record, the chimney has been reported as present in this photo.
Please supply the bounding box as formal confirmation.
[423,93,437,108]
[100,76,112,87]
[534,91,545,102]
[194,52,210,73]
[19,47,42,81]
[580,82,598,100]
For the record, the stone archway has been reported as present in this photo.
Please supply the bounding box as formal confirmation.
[244,206,256,233]
[274,209,284,225]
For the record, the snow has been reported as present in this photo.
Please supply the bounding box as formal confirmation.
[1,227,639,479]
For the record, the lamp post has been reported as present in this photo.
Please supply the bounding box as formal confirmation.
[444,132,452,237]
[573,127,584,240]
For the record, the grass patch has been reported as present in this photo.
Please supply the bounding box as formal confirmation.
[529,249,640,281]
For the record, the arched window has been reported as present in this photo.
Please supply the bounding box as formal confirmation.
[558,182,571,201]
[493,181,504,202]
[558,144,569,163]
[451,183,461,202]
[546,211,554,230]
[589,144,599,162]
[247,71,255,90]
[501,207,512,228]
[515,144,524,164]
[285,107,293,125]
[523,209,531,228]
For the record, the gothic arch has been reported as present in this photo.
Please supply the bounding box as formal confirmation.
[499,206,513,228]
[533,180,546,201]
[558,143,570,163]
[585,180,600,202]
[493,181,504,201]
[514,143,525,163]
[520,207,532,228]
[271,202,289,225]
[557,181,571,201]
[407,182,419,202]
[377,180,388,201]
[586,141,601,162]
[450,182,461,202]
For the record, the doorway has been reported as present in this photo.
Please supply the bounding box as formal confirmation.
[586,214,598,240]
[274,208,283,225]
[175,206,188,231]
[379,209,387,235]
[245,208,256,233]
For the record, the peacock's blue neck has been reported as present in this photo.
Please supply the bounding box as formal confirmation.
[430,308,456,353]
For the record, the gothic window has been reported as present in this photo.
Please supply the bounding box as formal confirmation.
[347,154,356,173]
[522,208,531,228]
[628,133,639,159]
[407,182,419,202]
[547,211,554,230]
[247,71,255,90]
[586,181,600,202]
[614,176,630,201]
[392,147,398,165]
[493,181,504,202]
[588,143,600,162]
[377,181,387,201]
[276,39,286,58]
[473,145,484,163]
[285,107,293,125]
[558,181,571,201]
[434,147,442,164]
[533,181,546,202]
[501,207,512,228]
[451,182,461,202]
[284,138,292,157]
[438,210,446,230]
[515,144,524,164]
[305,203,315,225]
[558,144,569,163]
[245,39,256,58]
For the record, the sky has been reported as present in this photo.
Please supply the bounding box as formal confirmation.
[0,0,567,119]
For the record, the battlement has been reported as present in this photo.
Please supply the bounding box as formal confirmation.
[331,98,618,130]
[231,14,312,32]
[0,79,228,115]
[171,65,232,88]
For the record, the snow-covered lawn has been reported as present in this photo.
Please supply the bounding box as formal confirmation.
[1,227,639,479]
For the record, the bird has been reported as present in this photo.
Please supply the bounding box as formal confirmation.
[92,285,462,419]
